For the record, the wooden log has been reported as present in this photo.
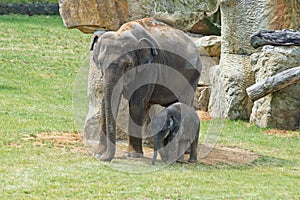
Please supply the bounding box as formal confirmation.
[251,29,300,49]
[246,66,300,101]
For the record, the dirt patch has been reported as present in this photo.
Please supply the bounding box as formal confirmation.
[263,129,300,138]
[23,132,89,155]
[197,111,212,121]
[113,141,259,166]
[23,132,259,166]
[197,144,259,165]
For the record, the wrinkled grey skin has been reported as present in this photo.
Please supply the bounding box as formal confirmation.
[152,102,200,164]
[91,18,201,162]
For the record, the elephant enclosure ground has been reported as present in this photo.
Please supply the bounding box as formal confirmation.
[22,131,260,166]
[21,109,299,167]
[21,110,262,166]
[21,123,299,167]
[23,109,300,167]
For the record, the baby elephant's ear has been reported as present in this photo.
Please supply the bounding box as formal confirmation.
[152,110,168,135]
[168,115,180,133]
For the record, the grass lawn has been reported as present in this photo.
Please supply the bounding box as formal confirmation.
[0,15,299,199]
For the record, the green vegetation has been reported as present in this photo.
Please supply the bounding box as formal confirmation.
[0,0,57,4]
[0,15,299,199]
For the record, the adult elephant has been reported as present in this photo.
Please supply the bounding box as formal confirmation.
[91,18,201,161]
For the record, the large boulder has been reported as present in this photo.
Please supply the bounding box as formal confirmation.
[59,0,220,34]
[195,35,221,57]
[59,0,129,33]
[128,0,152,20]
[250,46,300,130]
[148,0,220,34]
[209,0,299,120]
[194,36,221,111]
[221,0,299,55]
[209,54,254,119]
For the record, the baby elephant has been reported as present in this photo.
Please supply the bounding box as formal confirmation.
[152,102,200,164]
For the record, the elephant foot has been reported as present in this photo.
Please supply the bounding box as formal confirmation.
[188,158,197,163]
[93,153,102,159]
[97,148,115,162]
[93,143,106,155]
[124,152,144,158]
[176,155,184,163]
[99,153,114,162]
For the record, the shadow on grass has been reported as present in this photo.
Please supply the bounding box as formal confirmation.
[250,155,297,167]
[193,155,297,170]
[0,84,18,91]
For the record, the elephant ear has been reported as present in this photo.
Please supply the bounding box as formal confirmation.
[137,38,158,72]
[90,35,99,51]
[152,110,168,136]
[168,115,180,134]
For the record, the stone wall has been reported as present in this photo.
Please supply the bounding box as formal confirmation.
[208,0,300,120]
[250,46,300,130]
[0,3,59,15]
[59,0,220,35]
[194,36,221,111]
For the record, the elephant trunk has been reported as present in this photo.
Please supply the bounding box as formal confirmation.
[100,68,122,161]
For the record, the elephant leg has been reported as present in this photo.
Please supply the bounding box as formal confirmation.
[189,129,199,163]
[177,140,186,163]
[126,84,154,158]
[127,135,143,157]
[126,99,145,158]
[94,98,107,155]
[159,147,168,162]
[166,136,178,164]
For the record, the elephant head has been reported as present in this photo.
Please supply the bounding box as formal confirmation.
[151,109,180,165]
[91,31,159,161]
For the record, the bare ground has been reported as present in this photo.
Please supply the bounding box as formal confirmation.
[22,112,300,166]
[263,129,300,138]
[22,131,260,166]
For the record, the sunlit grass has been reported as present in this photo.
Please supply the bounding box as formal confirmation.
[0,15,90,135]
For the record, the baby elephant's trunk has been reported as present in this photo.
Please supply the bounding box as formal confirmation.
[152,136,161,165]
[152,150,158,165]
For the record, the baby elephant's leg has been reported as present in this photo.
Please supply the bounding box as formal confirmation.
[177,140,188,163]
[189,133,199,163]
[166,137,179,163]
[159,147,168,162]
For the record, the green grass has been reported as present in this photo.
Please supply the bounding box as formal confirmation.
[0,15,299,199]
[0,15,89,135]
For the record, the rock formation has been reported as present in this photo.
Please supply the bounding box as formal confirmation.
[59,0,129,33]
[194,36,221,111]
[250,46,300,130]
[152,0,219,34]
[59,0,220,35]
[209,0,300,120]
